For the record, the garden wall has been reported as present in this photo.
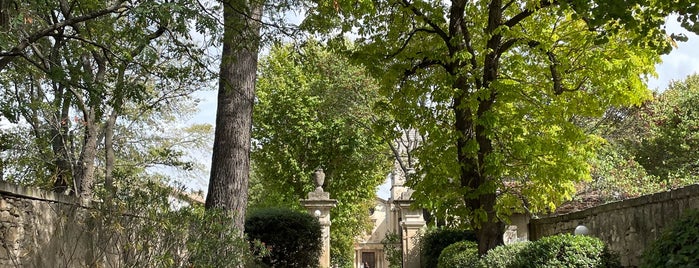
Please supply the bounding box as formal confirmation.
[0,181,185,268]
[529,184,699,267]
[0,181,105,267]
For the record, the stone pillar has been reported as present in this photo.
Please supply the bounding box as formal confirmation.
[301,168,338,268]
[395,190,425,268]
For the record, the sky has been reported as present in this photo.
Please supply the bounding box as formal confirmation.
[184,17,699,199]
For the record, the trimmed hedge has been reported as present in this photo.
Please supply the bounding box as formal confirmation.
[437,241,479,268]
[512,234,620,268]
[245,208,322,267]
[420,228,477,268]
[480,241,530,268]
[641,209,699,268]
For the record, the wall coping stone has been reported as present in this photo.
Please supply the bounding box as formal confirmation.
[0,181,79,206]
[532,183,699,224]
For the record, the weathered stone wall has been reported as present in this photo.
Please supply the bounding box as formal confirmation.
[0,181,97,267]
[529,184,699,267]
[0,181,189,268]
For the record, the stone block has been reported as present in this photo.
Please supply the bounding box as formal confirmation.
[0,210,13,222]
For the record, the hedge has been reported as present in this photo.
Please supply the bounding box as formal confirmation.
[245,208,322,267]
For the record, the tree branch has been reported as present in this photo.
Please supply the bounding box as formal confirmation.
[0,1,128,71]
[403,58,444,78]
[547,51,564,95]
[385,27,436,58]
[504,0,555,28]
[400,0,450,44]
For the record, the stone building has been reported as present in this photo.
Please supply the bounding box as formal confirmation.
[354,129,427,268]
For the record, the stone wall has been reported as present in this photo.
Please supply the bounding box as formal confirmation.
[529,184,699,267]
[0,181,193,268]
[0,181,97,267]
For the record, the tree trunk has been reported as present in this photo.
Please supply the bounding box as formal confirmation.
[76,108,98,206]
[51,81,74,193]
[475,193,504,255]
[205,0,262,231]
[104,109,117,197]
[454,74,505,254]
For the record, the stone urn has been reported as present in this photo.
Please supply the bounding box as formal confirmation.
[313,168,325,190]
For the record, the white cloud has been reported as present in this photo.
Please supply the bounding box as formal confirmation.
[648,17,699,91]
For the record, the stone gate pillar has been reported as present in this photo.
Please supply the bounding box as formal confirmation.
[301,168,338,268]
[395,190,426,268]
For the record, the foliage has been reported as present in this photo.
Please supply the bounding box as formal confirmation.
[629,74,699,181]
[381,232,402,268]
[297,0,699,253]
[0,0,215,204]
[437,240,480,268]
[420,227,477,268]
[585,144,662,202]
[250,41,391,264]
[513,234,620,268]
[51,181,258,268]
[578,74,699,204]
[244,207,322,268]
[641,209,699,268]
[480,241,531,268]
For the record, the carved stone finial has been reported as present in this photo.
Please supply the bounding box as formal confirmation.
[313,167,325,191]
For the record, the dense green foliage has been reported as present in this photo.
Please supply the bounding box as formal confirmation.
[420,228,477,267]
[0,0,216,204]
[641,209,699,268]
[299,0,699,253]
[250,41,391,265]
[479,241,531,268]
[629,74,699,181]
[244,208,322,268]
[579,74,699,204]
[513,234,620,268]
[433,234,620,268]
[437,240,480,268]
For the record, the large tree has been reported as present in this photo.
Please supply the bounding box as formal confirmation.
[0,0,214,205]
[305,0,699,253]
[204,0,301,231]
[204,0,263,231]
[249,42,391,265]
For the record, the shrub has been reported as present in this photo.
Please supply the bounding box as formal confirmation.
[382,232,402,268]
[420,228,477,268]
[245,208,322,267]
[78,182,255,268]
[641,209,699,268]
[480,241,531,268]
[437,240,480,268]
[514,234,620,268]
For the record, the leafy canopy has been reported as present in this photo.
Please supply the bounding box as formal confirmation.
[250,41,391,265]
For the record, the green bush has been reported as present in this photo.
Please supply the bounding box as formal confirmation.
[382,232,402,268]
[514,234,620,268]
[420,228,477,268]
[437,240,480,268]
[480,241,531,268]
[244,208,322,267]
[641,209,699,268]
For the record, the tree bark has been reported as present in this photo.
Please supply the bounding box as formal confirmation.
[205,0,262,231]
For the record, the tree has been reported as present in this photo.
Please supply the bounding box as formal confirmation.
[0,0,215,204]
[305,0,699,253]
[629,74,699,181]
[204,0,263,232]
[249,42,391,265]
[204,0,305,232]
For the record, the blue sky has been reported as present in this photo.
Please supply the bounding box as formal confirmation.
[185,18,699,198]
